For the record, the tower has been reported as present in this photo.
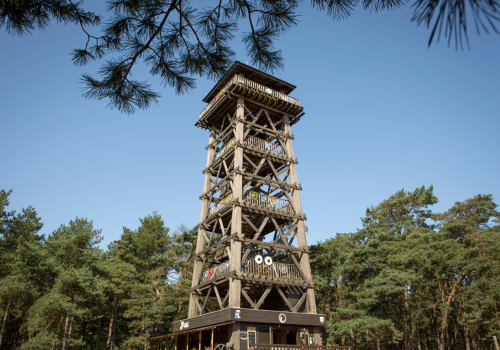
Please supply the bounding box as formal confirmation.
[165,62,326,350]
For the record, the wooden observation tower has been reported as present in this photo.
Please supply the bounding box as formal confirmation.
[155,62,326,350]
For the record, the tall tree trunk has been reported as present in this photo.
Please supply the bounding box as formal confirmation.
[111,302,118,350]
[404,282,414,350]
[62,315,70,350]
[415,286,422,350]
[350,328,356,348]
[398,293,407,350]
[0,301,10,349]
[464,325,471,350]
[107,294,118,350]
[471,337,478,350]
[434,319,442,350]
[366,330,373,350]
[79,321,87,350]
[439,273,466,350]
[66,317,74,350]
[376,332,381,350]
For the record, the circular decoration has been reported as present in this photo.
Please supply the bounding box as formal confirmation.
[226,261,230,269]
[204,271,208,278]
[278,313,287,323]
[265,88,272,94]
[279,264,288,274]
[208,268,214,278]
[255,254,263,265]
[264,256,273,266]
[219,263,225,272]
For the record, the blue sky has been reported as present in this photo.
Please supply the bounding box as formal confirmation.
[1,1,499,249]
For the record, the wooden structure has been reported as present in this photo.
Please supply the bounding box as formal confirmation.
[153,62,326,350]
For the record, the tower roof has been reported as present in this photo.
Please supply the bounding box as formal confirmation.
[202,61,296,103]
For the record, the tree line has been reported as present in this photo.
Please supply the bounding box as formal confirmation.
[1,186,499,349]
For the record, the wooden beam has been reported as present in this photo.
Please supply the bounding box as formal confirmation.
[222,291,230,308]
[292,291,307,312]
[237,238,309,253]
[201,286,212,313]
[254,285,273,309]
[191,234,236,261]
[241,288,255,308]
[236,274,314,288]
[275,285,294,311]
[213,284,223,309]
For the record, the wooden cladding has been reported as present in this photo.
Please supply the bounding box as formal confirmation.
[199,75,301,120]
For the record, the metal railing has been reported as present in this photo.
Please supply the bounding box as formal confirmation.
[199,75,300,120]
[243,191,293,214]
[245,135,287,158]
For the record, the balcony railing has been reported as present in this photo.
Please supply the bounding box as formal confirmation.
[200,260,302,284]
[244,191,293,214]
[253,345,353,350]
[242,259,302,280]
[207,191,292,217]
[214,138,234,160]
[207,193,233,216]
[200,261,231,283]
[199,75,300,120]
[245,136,286,158]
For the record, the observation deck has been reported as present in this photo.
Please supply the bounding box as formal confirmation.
[195,62,304,129]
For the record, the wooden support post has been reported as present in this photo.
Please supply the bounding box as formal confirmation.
[284,114,317,313]
[186,334,189,350]
[175,335,178,350]
[229,97,244,309]
[494,336,499,350]
[189,125,217,318]
[211,328,214,350]
[199,331,202,350]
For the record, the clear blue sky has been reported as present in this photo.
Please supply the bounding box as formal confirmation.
[1,1,499,249]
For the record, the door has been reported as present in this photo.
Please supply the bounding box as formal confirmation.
[297,329,309,345]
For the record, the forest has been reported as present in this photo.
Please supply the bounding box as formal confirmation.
[0,186,499,350]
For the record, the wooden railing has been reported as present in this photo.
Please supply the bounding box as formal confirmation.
[201,260,302,284]
[200,261,231,283]
[242,260,302,280]
[207,191,292,218]
[207,193,233,216]
[199,75,300,119]
[245,135,287,158]
[235,76,300,106]
[254,345,353,350]
[243,191,293,214]
[214,138,234,161]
